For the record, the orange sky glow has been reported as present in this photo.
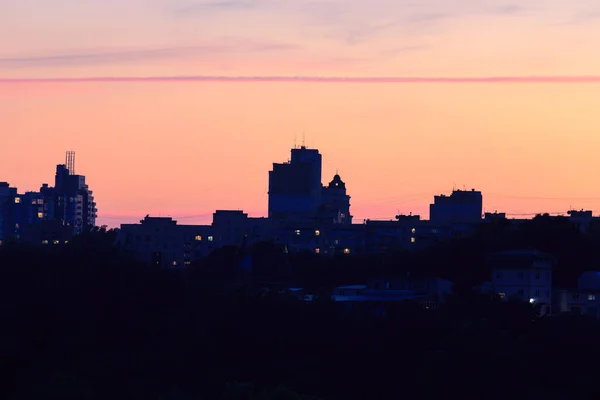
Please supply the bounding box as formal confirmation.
[2,0,600,227]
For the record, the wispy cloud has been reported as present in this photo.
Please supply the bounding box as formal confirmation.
[174,0,255,15]
[3,75,600,84]
[0,41,301,69]
[494,4,524,15]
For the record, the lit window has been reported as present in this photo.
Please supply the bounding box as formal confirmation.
[411,228,416,234]
[334,239,339,245]
[589,294,596,301]
[31,200,37,205]
[15,223,19,229]
[295,230,301,235]
[411,237,416,243]
[195,235,202,241]
[208,236,213,242]
[41,240,48,245]
[38,199,43,204]
[498,292,506,299]
[343,248,350,254]
[14,198,20,204]
[37,212,43,219]
[53,240,59,245]
[64,240,69,244]
[529,298,535,304]
[0,240,3,246]
[184,261,191,266]
[315,230,320,236]
[172,261,177,266]
[315,248,320,254]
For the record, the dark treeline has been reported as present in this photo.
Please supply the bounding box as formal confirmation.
[1,216,600,399]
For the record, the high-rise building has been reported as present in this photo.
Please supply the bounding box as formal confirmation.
[0,152,97,245]
[50,153,97,234]
[268,146,323,224]
[0,182,18,244]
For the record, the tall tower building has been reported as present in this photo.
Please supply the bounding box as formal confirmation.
[268,146,323,224]
[51,152,97,234]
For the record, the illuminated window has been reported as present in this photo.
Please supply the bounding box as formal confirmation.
[295,230,301,235]
[53,240,59,245]
[15,223,19,229]
[195,235,202,241]
[172,261,177,266]
[37,199,44,204]
[315,230,320,236]
[589,294,596,301]
[37,212,43,219]
[498,292,506,299]
[411,228,416,234]
[411,237,416,243]
[31,200,37,205]
[343,248,350,254]
[334,239,339,245]
[14,198,20,204]
[64,240,69,244]
[42,240,48,245]
[0,240,3,246]
[208,236,213,242]
[184,261,191,266]
[315,248,320,254]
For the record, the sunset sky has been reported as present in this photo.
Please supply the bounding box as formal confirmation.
[2,0,600,228]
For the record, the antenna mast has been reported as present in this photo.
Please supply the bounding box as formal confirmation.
[66,151,76,175]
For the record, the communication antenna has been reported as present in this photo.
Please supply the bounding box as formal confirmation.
[66,151,76,175]
[452,182,456,191]
[294,133,297,149]
[302,131,306,148]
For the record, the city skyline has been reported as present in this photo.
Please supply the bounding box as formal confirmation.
[3,1,600,227]
[2,147,599,230]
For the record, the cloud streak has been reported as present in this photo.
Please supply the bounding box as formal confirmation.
[2,75,600,84]
[0,42,301,68]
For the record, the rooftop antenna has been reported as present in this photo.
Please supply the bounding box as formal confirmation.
[452,182,456,191]
[66,151,75,175]
[302,129,306,148]
[294,133,297,149]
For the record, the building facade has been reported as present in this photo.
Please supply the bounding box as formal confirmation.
[490,250,555,315]
[0,152,97,245]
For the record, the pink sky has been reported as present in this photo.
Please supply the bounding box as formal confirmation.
[2,0,600,227]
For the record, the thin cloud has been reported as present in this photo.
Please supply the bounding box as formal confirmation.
[0,42,301,68]
[175,0,254,14]
[3,75,600,84]
[494,4,524,15]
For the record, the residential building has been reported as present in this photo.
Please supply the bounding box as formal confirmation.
[430,189,483,225]
[490,250,555,315]
[553,271,600,318]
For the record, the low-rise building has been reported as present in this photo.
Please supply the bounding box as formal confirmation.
[490,250,555,315]
[554,271,600,318]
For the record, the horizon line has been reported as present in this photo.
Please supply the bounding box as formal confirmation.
[3,75,600,84]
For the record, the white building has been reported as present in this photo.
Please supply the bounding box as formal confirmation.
[490,250,555,315]
[553,271,600,318]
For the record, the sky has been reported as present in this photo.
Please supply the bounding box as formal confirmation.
[2,0,600,228]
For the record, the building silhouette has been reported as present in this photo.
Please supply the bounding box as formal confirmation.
[429,189,483,225]
[0,151,97,245]
[268,146,323,224]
